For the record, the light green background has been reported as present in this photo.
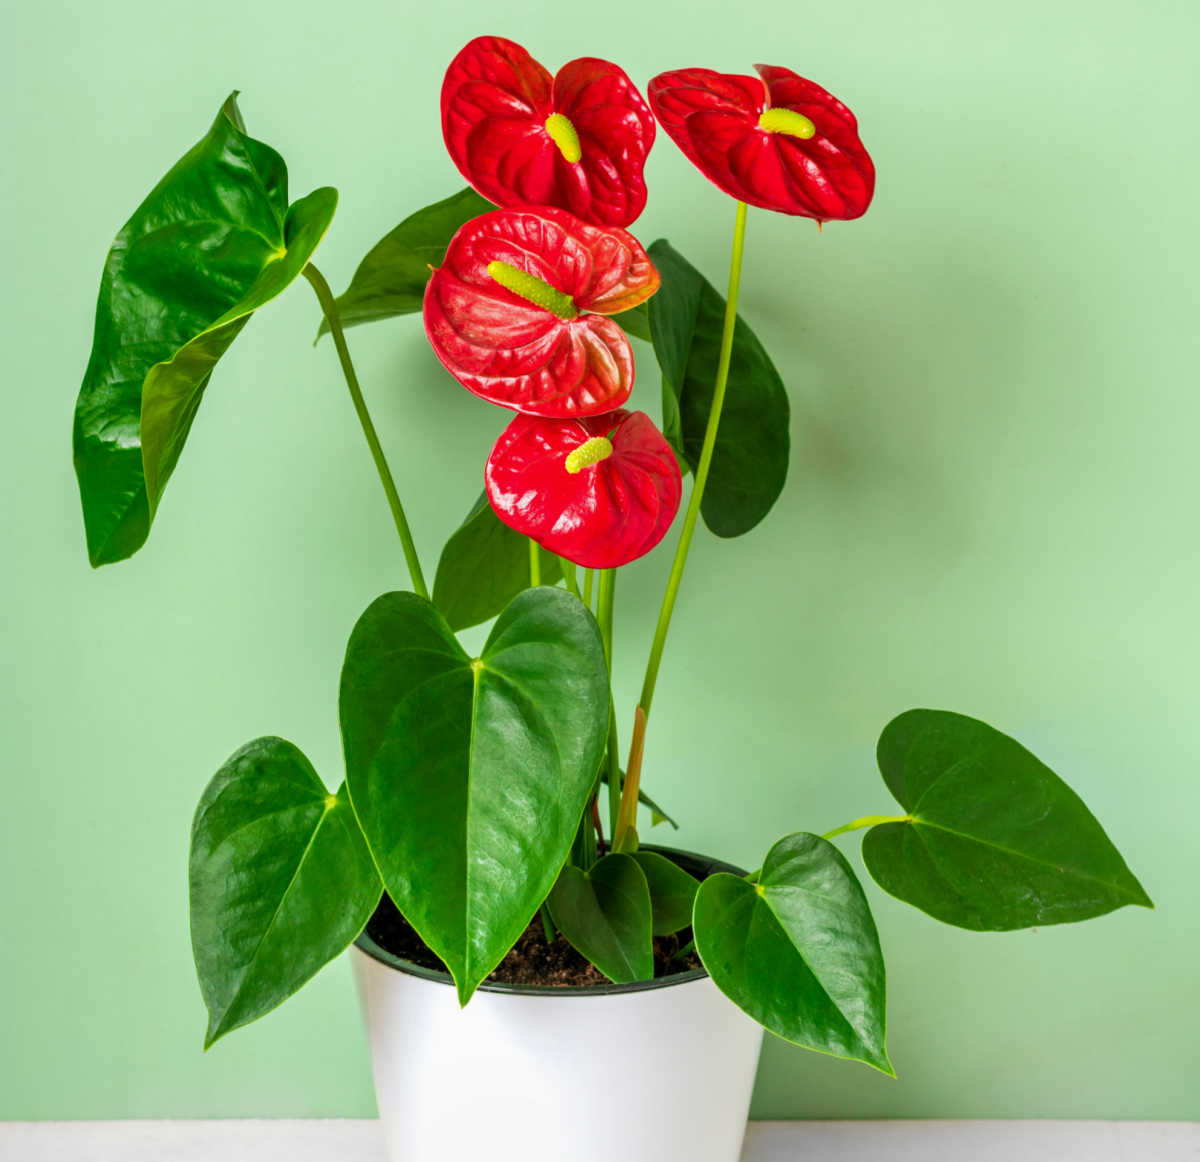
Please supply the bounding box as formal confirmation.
[2,0,1197,1123]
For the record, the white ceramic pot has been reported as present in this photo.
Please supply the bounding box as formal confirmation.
[352,848,764,1162]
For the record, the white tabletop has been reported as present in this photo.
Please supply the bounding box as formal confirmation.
[1,1120,1196,1161]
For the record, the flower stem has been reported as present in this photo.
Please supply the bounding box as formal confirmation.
[583,568,595,611]
[613,200,749,851]
[529,539,541,586]
[559,557,581,599]
[303,263,428,599]
[596,570,622,839]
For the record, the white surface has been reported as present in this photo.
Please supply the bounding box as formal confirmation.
[353,946,764,1162]
[2,1121,1198,1161]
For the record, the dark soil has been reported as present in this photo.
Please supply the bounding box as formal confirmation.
[365,893,702,988]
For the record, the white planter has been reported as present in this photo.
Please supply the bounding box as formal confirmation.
[352,850,765,1162]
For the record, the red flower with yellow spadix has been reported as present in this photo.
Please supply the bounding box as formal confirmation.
[423,205,660,417]
[648,64,875,222]
[485,409,682,568]
[441,36,656,228]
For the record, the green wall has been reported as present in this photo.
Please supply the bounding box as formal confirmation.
[2,0,1197,1122]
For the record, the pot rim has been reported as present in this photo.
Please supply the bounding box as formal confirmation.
[352,843,746,997]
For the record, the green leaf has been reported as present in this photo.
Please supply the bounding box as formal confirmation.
[74,93,337,566]
[432,492,562,631]
[548,853,654,982]
[647,239,790,538]
[612,300,652,342]
[694,832,892,1074]
[630,850,699,935]
[317,186,493,336]
[863,709,1153,930]
[189,737,379,1048]
[341,588,609,1003]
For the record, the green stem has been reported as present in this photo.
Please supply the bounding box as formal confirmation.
[583,568,595,611]
[613,200,749,852]
[597,570,622,839]
[559,557,581,599]
[529,539,541,587]
[822,814,911,841]
[540,902,557,944]
[303,263,428,599]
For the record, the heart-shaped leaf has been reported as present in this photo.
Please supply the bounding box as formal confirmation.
[630,850,699,935]
[647,239,790,537]
[612,300,652,342]
[432,492,562,631]
[863,709,1153,930]
[189,737,379,1048]
[341,588,609,1003]
[548,853,654,982]
[694,832,892,1074]
[74,93,337,566]
[317,186,492,337]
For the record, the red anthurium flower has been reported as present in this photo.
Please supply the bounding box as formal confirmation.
[485,410,682,569]
[648,65,874,222]
[424,205,660,418]
[441,36,656,228]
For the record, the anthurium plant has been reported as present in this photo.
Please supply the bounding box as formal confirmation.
[73,36,1151,1072]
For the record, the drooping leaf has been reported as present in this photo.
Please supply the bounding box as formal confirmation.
[189,737,379,1048]
[647,239,790,537]
[694,832,892,1074]
[432,492,562,631]
[341,588,609,1003]
[74,93,337,566]
[630,850,699,935]
[317,186,493,337]
[863,709,1153,930]
[548,853,654,983]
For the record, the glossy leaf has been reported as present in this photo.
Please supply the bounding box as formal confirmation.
[317,187,493,337]
[424,205,660,417]
[863,709,1153,930]
[485,409,682,569]
[548,853,654,982]
[647,239,789,537]
[341,588,609,1003]
[433,492,562,631]
[694,832,892,1074]
[630,850,699,935]
[189,737,379,1048]
[648,65,874,222]
[74,94,337,566]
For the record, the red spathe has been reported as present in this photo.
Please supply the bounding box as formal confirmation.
[424,206,660,418]
[648,64,875,221]
[442,36,656,228]
[486,410,682,569]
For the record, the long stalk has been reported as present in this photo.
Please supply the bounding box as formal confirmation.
[303,263,428,599]
[613,201,749,851]
[596,570,622,841]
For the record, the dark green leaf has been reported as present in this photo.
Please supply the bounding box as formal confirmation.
[694,832,892,1074]
[630,850,699,935]
[74,93,337,566]
[647,239,790,538]
[863,709,1153,930]
[318,186,493,336]
[341,588,609,1003]
[548,853,654,982]
[612,300,652,342]
[432,492,562,631]
[189,737,379,1048]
